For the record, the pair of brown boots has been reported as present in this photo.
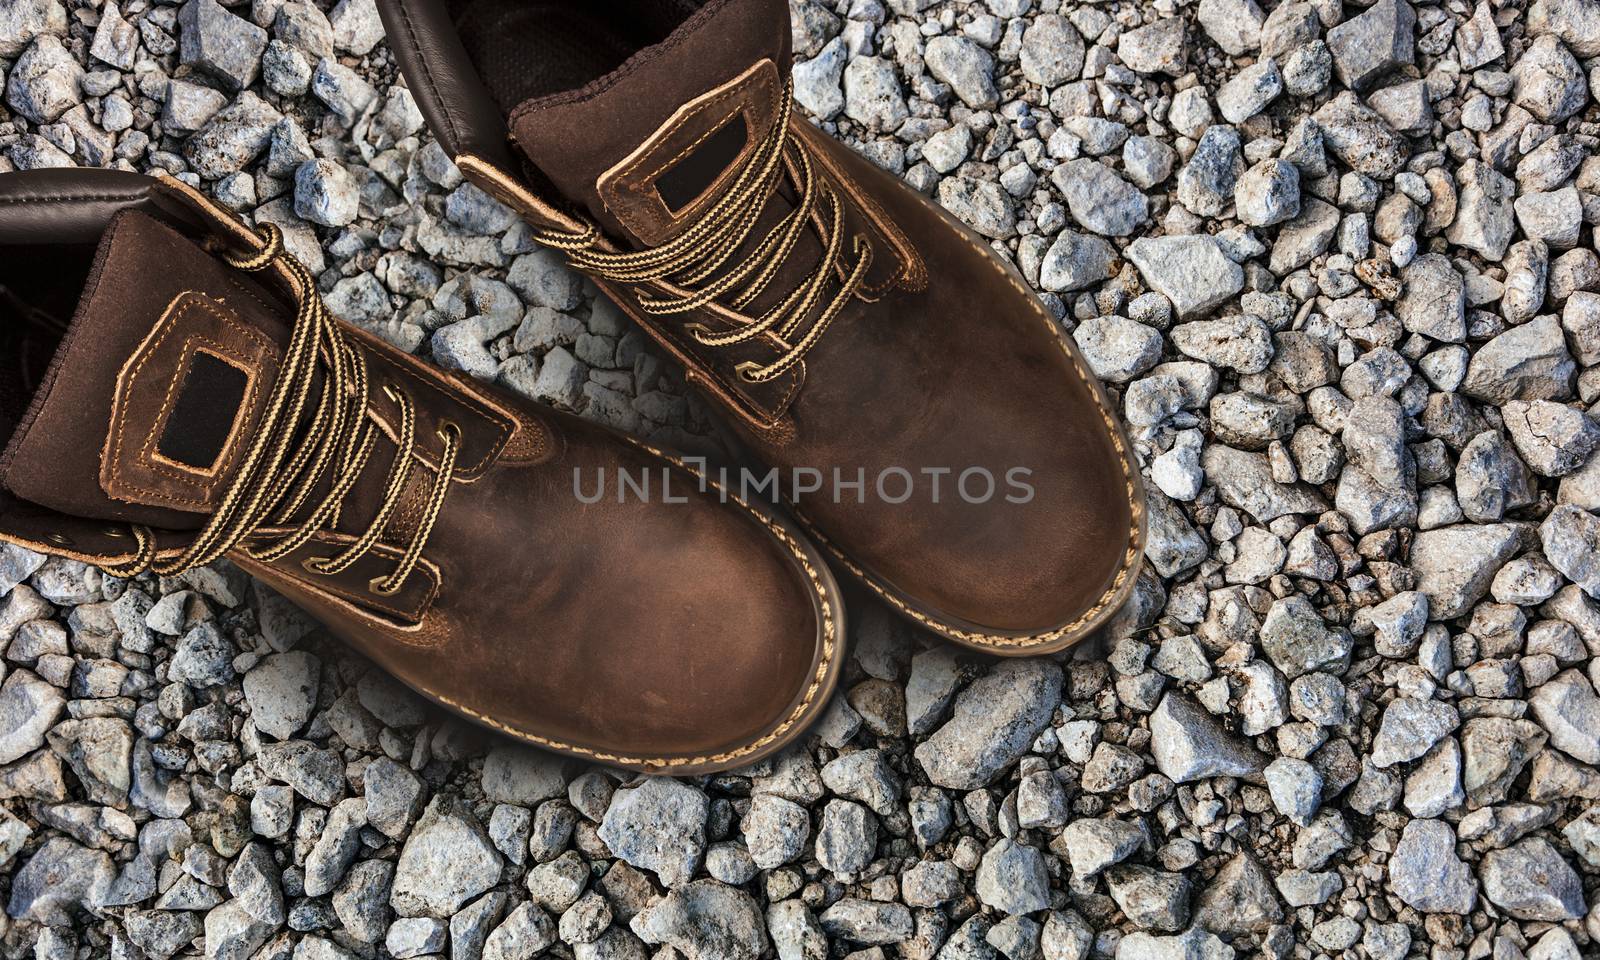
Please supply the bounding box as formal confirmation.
[0,0,1142,773]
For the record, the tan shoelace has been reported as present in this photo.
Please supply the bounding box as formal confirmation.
[108,223,460,595]
[535,78,873,384]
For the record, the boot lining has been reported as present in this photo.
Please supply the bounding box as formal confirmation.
[0,247,93,452]
[446,0,701,112]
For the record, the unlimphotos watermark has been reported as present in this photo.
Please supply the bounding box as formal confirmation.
[573,464,1036,506]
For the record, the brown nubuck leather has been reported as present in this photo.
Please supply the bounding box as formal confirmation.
[0,169,844,774]
[379,0,1147,653]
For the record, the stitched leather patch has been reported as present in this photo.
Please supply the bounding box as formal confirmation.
[101,291,279,512]
[597,59,782,247]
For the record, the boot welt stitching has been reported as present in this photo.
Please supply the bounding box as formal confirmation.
[794,206,1145,650]
[382,443,840,769]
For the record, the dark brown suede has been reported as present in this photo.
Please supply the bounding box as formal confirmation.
[379,0,1147,653]
[0,169,844,774]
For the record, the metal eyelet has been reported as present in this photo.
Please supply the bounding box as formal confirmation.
[46,532,73,546]
[437,420,462,444]
[300,556,329,575]
[368,575,403,597]
[102,527,127,539]
[734,361,763,383]
[685,322,713,344]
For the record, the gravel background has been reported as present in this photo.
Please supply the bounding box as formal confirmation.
[3,0,1600,958]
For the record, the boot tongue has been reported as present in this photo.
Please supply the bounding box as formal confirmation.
[0,209,291,531]
[507,0,792,247]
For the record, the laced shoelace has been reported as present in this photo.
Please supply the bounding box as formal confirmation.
[535,78,873,384]
[107,223,461,595]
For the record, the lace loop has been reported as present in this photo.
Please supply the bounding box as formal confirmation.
[534,78,872,384]
[105,224,458,595]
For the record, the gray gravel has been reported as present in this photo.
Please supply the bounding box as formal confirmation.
[4,0,1600,958]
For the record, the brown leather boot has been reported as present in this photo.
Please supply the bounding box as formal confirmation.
[378,0,1147,654]
[0,169,843,774]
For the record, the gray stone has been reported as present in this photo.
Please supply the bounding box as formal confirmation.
[1039,232,1115,293]
[632,880,768,960]
[1397,254,1465,343]
[842,56,907,131]
[483,902,556,960]
[1149,693,1267,782]
[5,36,83,123]
[0,0,65,58]
[1202,444,1326,520]
[741,794,809,869]
[1073,318,1163,383]
[913,659,1062,789]
[1515,186,1584,249]
[976,840,1051,916]
[1326,0,1414,91]
[937,176,1016,239]
[1371,697,1458,768]
[1313,93,1409,179]
[1529,669,1600,764]
[311,57,378,123]
[819,898,915,944]
[482,742,567,805]
[1054,818,1147,877]
[814,798,875,876]
[386,918,447,959]
[1234,158,1299,227]
[179,0,268,91]
[1260,596,1352,678]
[329,0,384,55]
[203,899,276,960]
[1410,523,1522,618]
[126,910,205,960]
[0,669,64,764]
[1268,199,1341,274]
[6,837,114,924]
[1020,15,1085,86]
[1505,400,1599,477]
[1389,819,1475,914]
[1463,716,1547,805]
[390,793,502,918]
[599,778,708,887]
[1543,504,1600,599]
[1217,59,1282,124]
[184,92,283,180]
[1194,852,1282,935]
[1127,235,1244,321]
[1481,838,1585,920]
[1118,19,1186,75]
[1531,0,1600,56]
[1176,125,1242,218]
[243,651,319,739]
[1105,865,1193,932]
[1052,159,1148,237]
[1512,35,1588,122]
[305,798,367,897]
[1198,0,1264,54]
[1447,160,1517,261]
[256,739,344,806]
[925,35,998,109]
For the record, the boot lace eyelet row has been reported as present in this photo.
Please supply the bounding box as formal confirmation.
[535,77,873,385]
[107,223,461,596]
